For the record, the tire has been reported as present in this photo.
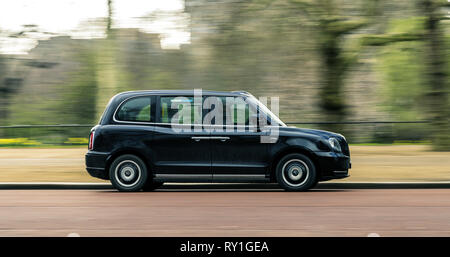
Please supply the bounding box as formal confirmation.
[276,153,317,191]
[142,181,164,192]
[311,179,319,189]
[109,154,148,192]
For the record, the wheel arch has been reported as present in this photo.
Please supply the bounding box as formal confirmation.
[269,147,321,182]
[105,148,153,180]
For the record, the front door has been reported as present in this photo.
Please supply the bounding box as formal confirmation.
[206,96,270,182]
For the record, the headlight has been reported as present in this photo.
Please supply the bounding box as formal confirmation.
[328,137,342,152]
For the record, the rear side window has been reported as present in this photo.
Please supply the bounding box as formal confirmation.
[160,96,202,124]
[116,96,153,122]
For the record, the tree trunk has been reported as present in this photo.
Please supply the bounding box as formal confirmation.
[318,35,347,133]
[422,0,450,150]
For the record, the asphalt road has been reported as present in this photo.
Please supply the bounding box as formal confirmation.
[0,187,449,236]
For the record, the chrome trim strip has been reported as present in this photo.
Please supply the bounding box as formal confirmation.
[111,94,279,129]
[86,167,105,170]
[190,136,231,141]
[155,174,266,178]
[333,170,348,174]
[155,174,211,177]
[112,94,155,125]
[191,136,210,141]
[213,174,266,177]
[209,136,230,140]
[213,174,269,182]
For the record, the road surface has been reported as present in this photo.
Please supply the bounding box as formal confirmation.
[0,187,449,236]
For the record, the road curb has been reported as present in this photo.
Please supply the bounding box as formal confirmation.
[0,182,113,190]
[0,182,449,190]
[318,182,450,189]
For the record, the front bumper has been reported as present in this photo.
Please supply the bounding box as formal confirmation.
[314,151,351,181]
[85,151,109,180]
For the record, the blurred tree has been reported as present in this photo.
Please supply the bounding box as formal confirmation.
[185,0,319,123]
[0,33,25,128]
[189,0,268,91]
[368,17,428,143]
[57,49,98,124]
[117,29,185,91]
[94,0,118,120]
[421,0,450,150]
[0,56,5,125]
[362,0,450,149]
[289,0,380,133]
[1,78,24,137]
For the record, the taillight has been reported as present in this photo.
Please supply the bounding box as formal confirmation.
[88,131,95,150]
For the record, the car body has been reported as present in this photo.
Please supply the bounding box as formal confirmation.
[86,90,351,191]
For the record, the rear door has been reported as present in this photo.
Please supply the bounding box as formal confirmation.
[151,95,212,182]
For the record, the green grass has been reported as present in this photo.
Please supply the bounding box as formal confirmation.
[0,144,87,148]
[0,137,88,148]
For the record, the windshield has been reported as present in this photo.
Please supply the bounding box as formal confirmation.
[247,96,286,127]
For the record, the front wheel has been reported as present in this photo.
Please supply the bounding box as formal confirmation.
[276,153,317,191]
[109,154,148,192]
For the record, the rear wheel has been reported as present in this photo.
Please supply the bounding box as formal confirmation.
[109,154,148,192]
[276,153,317,191]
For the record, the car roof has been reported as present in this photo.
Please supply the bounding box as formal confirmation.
[113,90,252,98]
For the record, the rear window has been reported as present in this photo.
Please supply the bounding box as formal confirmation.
[116,96,152,122]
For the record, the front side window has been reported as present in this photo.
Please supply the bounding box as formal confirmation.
[203,96,251,126]
[246,96,286,127]
[116,96,152,122]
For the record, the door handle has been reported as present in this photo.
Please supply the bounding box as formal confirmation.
[191,136,210,142]
[191,136,230,142]
[209,136,230,141]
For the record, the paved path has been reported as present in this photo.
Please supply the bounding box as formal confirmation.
[0,188,449,236]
